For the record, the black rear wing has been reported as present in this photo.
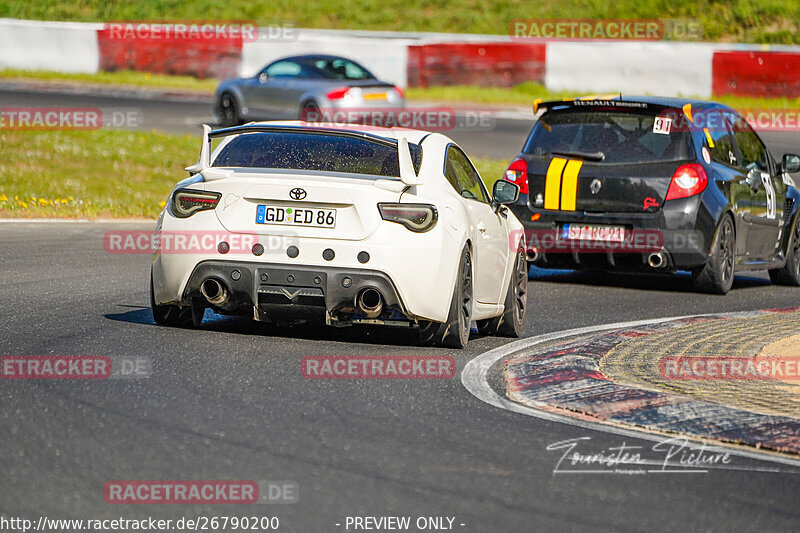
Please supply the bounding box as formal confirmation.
[532,94,647,115]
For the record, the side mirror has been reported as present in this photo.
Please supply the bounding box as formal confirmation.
[492,180,520,208]
[258,72,269,83]
[783,153,800,173]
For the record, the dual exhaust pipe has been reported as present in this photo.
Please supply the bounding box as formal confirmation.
[522,246,668,269]
[202,277,385,318]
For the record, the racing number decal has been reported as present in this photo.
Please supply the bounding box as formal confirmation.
[762,172,776,219]
[544,158,582,211]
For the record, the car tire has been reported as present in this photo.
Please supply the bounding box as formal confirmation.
[419,246,472,349]
[218,93,241,127]
[300,100,321,122]
[477,245,527,337]
[692,215,735,294]
[151,269,195,327]
[769,215,800,286]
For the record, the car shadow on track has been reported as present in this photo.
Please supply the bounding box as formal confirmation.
[528,266,772,293]
[105,305,451,348]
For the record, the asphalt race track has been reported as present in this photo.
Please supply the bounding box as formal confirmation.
[3,87,800,531]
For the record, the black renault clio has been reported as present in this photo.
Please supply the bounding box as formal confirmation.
[503,96,800,294]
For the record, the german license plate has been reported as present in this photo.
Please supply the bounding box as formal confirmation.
[256,205,336,228]
[562,224,624,242]
[363,92,388,101]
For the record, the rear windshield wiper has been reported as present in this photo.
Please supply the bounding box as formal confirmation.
[551,150,605,161]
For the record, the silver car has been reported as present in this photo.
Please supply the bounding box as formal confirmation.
[213,54,405,126]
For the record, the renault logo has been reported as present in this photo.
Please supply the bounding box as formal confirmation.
[289,188,307,200]
[590,179,602,195]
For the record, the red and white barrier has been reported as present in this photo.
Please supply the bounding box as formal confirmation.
[2,18,800,98]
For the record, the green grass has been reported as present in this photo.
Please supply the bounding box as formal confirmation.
[0,130,198,218]
[1,0,799,44]
[406,82,576,106]
[407,83,800,111]
[473,158,509,189]
[0,129,508,218]
[0,69,218,92]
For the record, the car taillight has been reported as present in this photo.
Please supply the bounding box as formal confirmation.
[665,164,708,201]
[171,188,221,218]
[504,157,528,195]
[326,87,351,100]
[378,203,438,233]
[394,85,405,99]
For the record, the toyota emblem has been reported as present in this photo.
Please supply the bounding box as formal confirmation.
[289,188,307,200]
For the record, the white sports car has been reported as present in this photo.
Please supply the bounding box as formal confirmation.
[150,122,527,348]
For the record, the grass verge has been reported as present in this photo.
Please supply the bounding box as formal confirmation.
[0,129,508,219]
[0,130,197,218]
[0,69,218,93]
[2,1,800,44]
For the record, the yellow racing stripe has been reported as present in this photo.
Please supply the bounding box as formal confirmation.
[703,128,715,148]
[544,157,567,210]
[560,160,583,211]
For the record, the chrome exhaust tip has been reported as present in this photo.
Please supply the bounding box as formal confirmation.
[200,278,228,305]
[647,251,667,269]
[526,247,540,262]
[357,288,383,319]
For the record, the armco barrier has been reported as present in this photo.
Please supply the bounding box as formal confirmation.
[712,50,800,98]
[545,41,714,98]
[3,18,800,97]
[407,42,546,87]
[0,19,100,73]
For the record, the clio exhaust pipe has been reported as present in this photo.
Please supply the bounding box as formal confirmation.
[647,251,667,269]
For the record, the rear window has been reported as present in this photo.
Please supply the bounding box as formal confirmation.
[523,110,694,164]
[212,131,421,177]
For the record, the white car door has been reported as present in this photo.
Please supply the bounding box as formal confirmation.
[445,146,509,304]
